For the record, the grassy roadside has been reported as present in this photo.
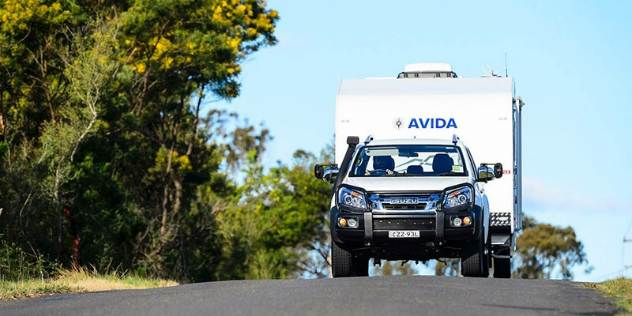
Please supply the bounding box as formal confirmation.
[0,269,178,300]
[589,277,632,315]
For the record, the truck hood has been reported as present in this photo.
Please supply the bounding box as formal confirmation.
[343,176,470,193]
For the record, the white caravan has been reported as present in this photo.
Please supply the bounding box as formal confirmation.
[315,63,523,278]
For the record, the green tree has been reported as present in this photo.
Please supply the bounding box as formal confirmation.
[0,0,346,284]
[293,139,336,278]
[515,216,590,280]
[2,0,76,269]
[214,139,332,280]
[0,0,279,282]
[107,0,278,278]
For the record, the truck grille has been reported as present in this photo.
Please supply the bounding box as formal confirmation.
[370,193,440,211]
[383,203,427,210]
[373,218,435,230]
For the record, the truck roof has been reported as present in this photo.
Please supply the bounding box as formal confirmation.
[365,138,458,146]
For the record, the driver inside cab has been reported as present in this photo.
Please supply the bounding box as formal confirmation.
[365,155,395,175]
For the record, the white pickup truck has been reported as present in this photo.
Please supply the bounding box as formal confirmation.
[314,63,524,278]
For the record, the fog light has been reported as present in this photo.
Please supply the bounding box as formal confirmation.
[347,218,358,228]
[463,216,471,226]
[338,218,347,227]
[452,217,462,226]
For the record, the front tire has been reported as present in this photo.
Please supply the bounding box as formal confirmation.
[461,226,489,277]
[332,242,368,277]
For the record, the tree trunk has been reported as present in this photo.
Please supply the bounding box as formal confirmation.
[0,80,3,141]
[160,146,175,236]
[54,166,63,261]
[0,110,5,141]
[62,206,81,270]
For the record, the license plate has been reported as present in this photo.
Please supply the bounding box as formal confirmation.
[388,231,420,238]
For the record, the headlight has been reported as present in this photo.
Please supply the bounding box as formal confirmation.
[338,187,367,209]
[442,186,472,210]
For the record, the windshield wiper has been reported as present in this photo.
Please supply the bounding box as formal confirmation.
[436,172,461,176]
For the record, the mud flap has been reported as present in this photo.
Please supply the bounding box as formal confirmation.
[364,212,373,246]
[435,211,445,241]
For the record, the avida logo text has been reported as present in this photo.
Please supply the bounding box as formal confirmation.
[408,118,457,129]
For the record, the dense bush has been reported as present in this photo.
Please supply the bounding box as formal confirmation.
[0,238,59,281]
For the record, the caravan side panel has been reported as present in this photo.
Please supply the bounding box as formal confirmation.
[335,78,515,230]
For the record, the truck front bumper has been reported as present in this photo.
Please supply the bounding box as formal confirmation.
[331,205,482,253]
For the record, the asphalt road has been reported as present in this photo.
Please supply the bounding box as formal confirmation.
[0,275,619,316]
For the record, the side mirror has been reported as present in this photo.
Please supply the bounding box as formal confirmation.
[493,163,503,179]
[314,164,339,182]
[314,164,324,179]
[477,166,495,182]
[323,167,340,183]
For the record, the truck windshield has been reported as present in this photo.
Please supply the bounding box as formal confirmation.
[349,145,467,177]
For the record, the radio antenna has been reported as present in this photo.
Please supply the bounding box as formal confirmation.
[505,53,508,77]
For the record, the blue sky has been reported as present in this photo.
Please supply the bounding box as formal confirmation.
[216,0,632,281]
